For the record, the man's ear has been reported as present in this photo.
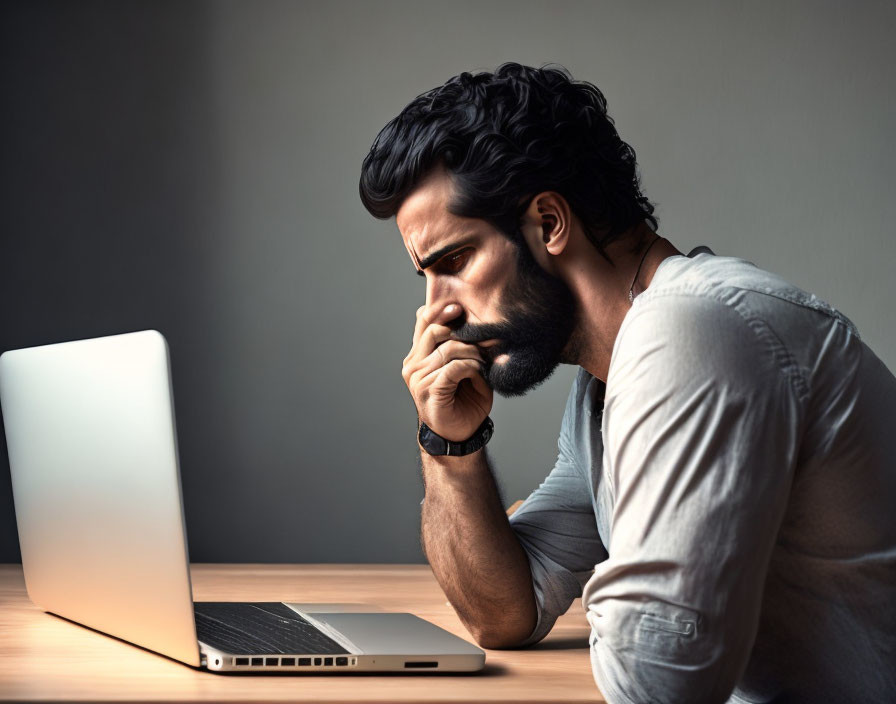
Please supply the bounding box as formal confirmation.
[520,191,571,265]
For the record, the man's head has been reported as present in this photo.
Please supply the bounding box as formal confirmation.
[359,62,657,395]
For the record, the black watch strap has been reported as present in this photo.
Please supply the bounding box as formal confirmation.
[418,416,494,457]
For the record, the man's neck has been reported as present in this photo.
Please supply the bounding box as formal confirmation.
[561,229,682,382]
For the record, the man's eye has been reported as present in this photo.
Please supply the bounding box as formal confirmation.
[440,249,470,273]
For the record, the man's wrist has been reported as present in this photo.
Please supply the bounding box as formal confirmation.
[418,416,494,457]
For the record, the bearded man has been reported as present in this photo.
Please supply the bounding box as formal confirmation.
[358,62,896,703]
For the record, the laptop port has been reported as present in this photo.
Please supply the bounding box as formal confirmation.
[298,658,311,666]
[280,658,295,666]
[235,657,249,666]
[336,657,348,666]
[251,657,263,666]
[313,657,322,666]
[265,657,278,666]
[404,661,438,668]
[324,657,333,666]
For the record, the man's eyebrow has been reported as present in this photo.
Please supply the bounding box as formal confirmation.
[415,236,477,277]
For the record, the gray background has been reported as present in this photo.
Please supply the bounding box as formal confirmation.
[2,0,894,563]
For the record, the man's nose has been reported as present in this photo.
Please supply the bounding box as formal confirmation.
[425,278,462,325]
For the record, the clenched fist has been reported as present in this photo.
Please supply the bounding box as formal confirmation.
[401,303,493,442]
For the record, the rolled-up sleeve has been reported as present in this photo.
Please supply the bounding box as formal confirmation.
[509,370,608,646]
[584,294,803,703]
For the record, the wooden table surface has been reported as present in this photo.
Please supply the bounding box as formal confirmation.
[0,564,605,703]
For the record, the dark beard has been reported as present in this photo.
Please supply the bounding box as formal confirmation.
[450,238,578,397]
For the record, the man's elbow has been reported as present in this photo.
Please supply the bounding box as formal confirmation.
[591,626,740,704]
[469,626,530,650]
[464,611,538,650]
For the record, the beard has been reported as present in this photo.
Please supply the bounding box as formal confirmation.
[450,237,579,398]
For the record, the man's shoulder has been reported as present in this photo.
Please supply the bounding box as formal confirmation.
[610,283,784,397]
[632,251,861,360]
[624,265,758,344]
[645,251,791,302]
[644,251,850,327]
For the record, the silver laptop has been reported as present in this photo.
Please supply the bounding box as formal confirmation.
[0,330,485,673]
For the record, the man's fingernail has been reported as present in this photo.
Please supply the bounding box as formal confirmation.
[444,304,457,314]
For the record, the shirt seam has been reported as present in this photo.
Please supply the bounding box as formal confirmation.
[626,287,811,404]
[650,255,859,338]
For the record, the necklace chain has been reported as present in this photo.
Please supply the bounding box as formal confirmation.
[628,235,661,304]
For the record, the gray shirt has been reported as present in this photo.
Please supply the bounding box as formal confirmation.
[509,249,896,703]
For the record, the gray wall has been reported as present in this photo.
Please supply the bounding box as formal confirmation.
[2,0,894,563]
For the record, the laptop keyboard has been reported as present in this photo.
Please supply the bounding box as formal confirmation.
[194,602,350,655]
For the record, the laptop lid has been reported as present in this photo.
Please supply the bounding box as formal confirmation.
[0,330,201,666]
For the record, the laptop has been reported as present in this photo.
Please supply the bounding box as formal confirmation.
[0,330,485,673]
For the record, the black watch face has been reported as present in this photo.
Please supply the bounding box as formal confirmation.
[419,423,446,455]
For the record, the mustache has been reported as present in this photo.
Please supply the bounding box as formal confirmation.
[450,320,518,345]
[449,288,576,345]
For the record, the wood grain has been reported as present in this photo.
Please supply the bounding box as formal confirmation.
[0,564,604,703]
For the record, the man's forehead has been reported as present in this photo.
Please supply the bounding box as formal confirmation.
[401,220,444,253]
[398,208,458,260]
[396,171,454,244]
[397,199,449,243]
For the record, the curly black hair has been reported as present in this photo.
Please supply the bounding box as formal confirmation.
[358,62,658,259]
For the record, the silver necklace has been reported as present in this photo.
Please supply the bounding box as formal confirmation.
[628,235,661,304]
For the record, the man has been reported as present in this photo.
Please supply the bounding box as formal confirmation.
[358,62,896,703]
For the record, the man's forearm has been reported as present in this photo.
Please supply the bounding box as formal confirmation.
[420,447,537,649]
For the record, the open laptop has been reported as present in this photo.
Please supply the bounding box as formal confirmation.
[0,330,485,673]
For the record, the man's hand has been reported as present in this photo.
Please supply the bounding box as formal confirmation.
[401,303,493,442]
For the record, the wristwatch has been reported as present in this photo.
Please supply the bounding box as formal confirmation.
[418,416,494,457]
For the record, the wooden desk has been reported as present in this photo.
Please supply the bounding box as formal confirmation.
[0,564,604,703]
